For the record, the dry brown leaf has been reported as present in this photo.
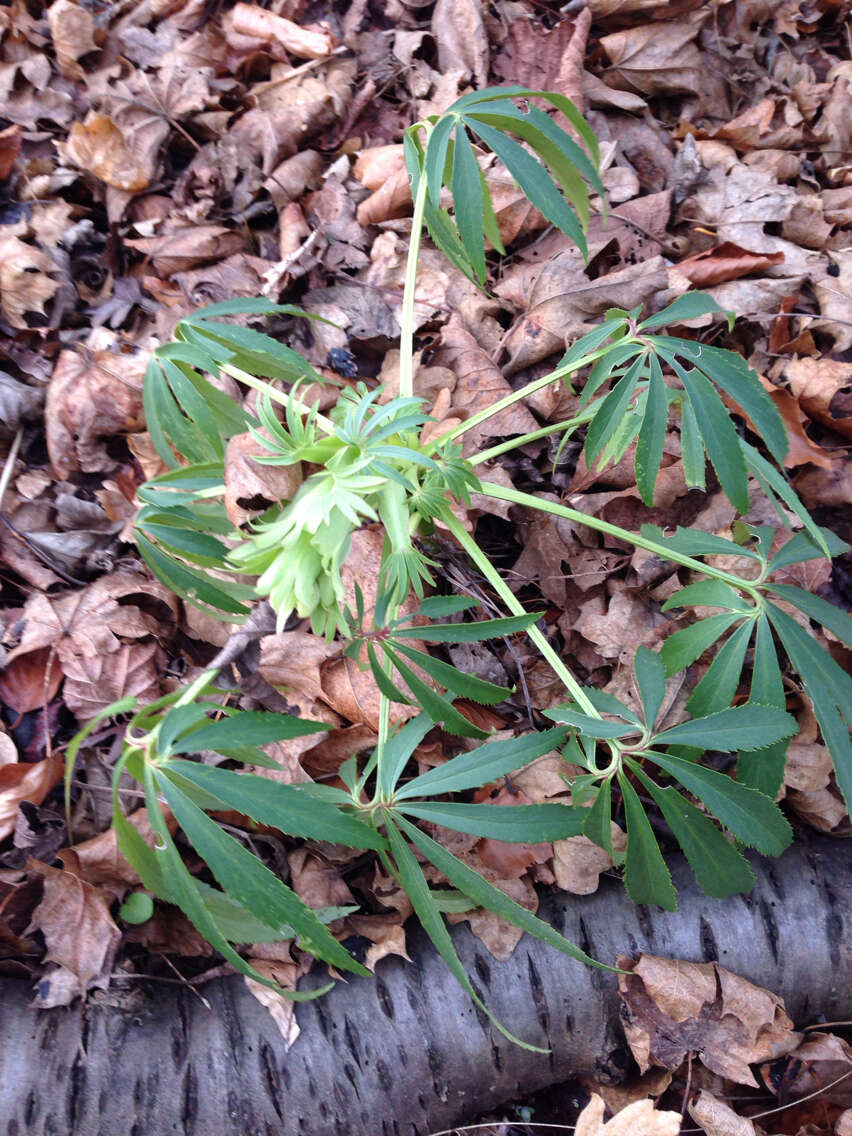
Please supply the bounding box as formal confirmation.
[498,253,669,376]
[47,0,97,80]
[346,913,410,970]
[619,955,801,1087]
[63,114,151,192]
[0,236,59,329]
[813,251,852,353]
[688,1090,761,1136]
[772,359,852,438]
[25,858,121,1006]
[677,242,785,287]
[600,11,717,102]
[125,225,245,277]
[447,871,538,960]
[576,1093,681,1135]
[764,1033,852,1110]
[713,96,808,151]
[431,0,488,88]
[224,430,303,526]
[229,4,333,59]
[355,146,412,226]
[7,571,175,667]
[429,314,537,452]
[552,827,626,895]
[243,961,307,1050]
[62,807,174,891]
[0,755,63,842]
[288,849,355,911]
[751,373,836,469]
[45,347,147,478]
[0,648,63,715]
[0,123,22,179]
[61,640,162,721]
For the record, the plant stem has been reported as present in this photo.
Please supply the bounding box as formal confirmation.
[399,123,433,401]
[480,482,763,599]
[469,411,596,466]
[441,511,601,718]
[425,345,617,452]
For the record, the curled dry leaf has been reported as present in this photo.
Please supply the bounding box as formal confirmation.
[46,347,147,478]
[0,123,22,179]
[0,648,63,715]
[676,242,785,287]
[764,1032,852,1109]
[243,945,312,1050]
[62,115,151,192]
[688,1090,761,1136]
[25,858,121,1007]
[47,0,97,80]
[229,4,334,60]
[0,236,59,329]
[600,11,710,99]
[619,954,801,1087]
[575,1092,681,1136]
[0,754,63,842]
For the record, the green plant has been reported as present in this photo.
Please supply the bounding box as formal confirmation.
[71,87,851,1045]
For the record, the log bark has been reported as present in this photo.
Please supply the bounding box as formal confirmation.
[1,839,849,1136]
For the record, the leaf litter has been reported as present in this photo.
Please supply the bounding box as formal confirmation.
[0,0,851,1128]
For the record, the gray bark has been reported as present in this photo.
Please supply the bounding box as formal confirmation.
[1,838,849,1136]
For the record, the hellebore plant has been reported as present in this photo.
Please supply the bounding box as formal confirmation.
[69,87,851,1047]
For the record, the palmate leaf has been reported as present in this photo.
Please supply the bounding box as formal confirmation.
[396,727,569,799]
[414,88,601,284]
[642,749,793,856]
[161,760,388,851]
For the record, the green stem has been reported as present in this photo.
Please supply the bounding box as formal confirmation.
[399,123,433,400]
[424,345,617,453]
[469,410,595,467]
[221,363,335,434]
[441,511,601,718]
[480,482,763,599]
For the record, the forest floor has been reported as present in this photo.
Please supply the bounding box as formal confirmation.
[1,0,851,1132]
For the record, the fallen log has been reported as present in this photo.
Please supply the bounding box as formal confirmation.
[1,838,849,1136]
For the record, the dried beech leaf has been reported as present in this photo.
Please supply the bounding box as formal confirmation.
[0,236,59,329]
[63,115,151,192]
[25,858,121,1005]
